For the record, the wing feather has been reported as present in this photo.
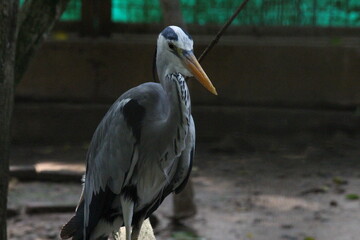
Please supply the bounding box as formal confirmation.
[83,97,146,238]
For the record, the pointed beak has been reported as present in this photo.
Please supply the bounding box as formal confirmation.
[180,50,218,95]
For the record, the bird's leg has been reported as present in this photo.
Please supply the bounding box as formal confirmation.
[130,217,144,240]
[120,196,134,240]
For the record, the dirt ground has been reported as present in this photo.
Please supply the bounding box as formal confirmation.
[7,132,360,240]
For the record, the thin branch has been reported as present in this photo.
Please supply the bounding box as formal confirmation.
[15,0,70,85]
[198,0,251,62]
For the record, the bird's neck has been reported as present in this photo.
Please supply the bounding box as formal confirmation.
[162,72,191,157]
[157,60,191,124]
[164,73,191,115]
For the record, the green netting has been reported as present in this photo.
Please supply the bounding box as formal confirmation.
[19,0,81,21]
[60,0,81,21]
[112,0,360,27]
[18,0,360,26]
[112,0,161,23]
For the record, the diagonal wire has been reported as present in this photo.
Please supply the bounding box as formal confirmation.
[198,0,251,62]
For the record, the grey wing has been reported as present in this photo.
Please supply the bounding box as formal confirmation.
[60,83,167,240]
[83,97,145,238]
[85,97,143,193]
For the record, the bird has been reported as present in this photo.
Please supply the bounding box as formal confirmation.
[60,25,217,240]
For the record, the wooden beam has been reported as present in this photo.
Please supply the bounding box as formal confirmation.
[81,0,94,36]
[99,0,111,36]
[81,0,111,37]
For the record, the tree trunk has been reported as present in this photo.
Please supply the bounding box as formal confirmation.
[0,0,18,239]
[0,1,70,239]
[159,0,185,28]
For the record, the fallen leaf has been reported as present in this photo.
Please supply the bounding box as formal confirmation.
[171,231,204,240]
[304,237,316,240]
[346,194,359,200]
[246,232,253,239]
[332,177,348,185]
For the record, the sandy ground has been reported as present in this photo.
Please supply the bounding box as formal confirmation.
[7,132,360,240]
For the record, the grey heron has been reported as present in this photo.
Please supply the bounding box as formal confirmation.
[60,26,217,240]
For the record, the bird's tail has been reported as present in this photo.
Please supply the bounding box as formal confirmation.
[60,201,84,240]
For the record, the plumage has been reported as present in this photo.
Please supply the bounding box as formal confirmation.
[60,26,216,240]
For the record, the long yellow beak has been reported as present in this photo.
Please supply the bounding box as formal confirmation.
[181,50,217,95]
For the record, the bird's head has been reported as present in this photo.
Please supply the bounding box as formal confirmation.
[156,26,217,95]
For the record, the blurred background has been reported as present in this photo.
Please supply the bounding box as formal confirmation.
[8,0,360,240]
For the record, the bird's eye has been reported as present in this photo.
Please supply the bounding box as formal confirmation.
[168,43,175,50]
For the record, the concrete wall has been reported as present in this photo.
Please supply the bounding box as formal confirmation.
[17,35,360,108]
[13,35,360,144]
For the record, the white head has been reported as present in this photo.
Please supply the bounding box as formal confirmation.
[156,26,217,95]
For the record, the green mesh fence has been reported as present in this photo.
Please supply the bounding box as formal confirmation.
[19,0,360,26]
[112,0,360,27]
[19,0,81,21]
[111,0,160,23]
[60,0,81,21]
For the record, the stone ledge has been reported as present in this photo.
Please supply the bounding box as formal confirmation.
[10,165,83,182]
[16,37,360,106]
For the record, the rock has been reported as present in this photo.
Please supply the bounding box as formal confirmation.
[115,219,156,240]
[46,231,58,239]
[281,224,294,229]
[10,165,37,181]
[329,200,338,207]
